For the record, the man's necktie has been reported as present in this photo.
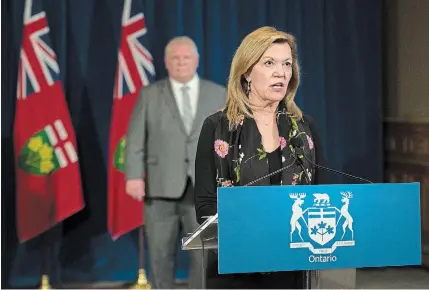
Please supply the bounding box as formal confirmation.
[180,85,193,134]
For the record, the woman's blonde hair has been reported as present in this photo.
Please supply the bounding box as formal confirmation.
[226,26,302,130]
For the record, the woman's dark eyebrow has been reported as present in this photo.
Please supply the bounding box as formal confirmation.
[261,56,292,62]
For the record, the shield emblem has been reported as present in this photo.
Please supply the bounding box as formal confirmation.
[307,207,337,246]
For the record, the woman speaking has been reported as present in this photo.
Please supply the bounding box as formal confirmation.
[194,26,327,289]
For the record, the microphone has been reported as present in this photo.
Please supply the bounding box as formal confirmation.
[244,154,298,186]
[290,135,373,184]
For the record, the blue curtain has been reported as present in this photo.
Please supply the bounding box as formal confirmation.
[2,0,383,287]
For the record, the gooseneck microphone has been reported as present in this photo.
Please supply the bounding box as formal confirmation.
[243,133,372,186]
[290,135,373,184]
[244,154,298,186]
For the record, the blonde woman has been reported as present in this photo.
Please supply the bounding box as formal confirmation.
[194,26,327,288]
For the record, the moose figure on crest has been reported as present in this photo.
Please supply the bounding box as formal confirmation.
[289,193,308,242]
[335,191,354,240]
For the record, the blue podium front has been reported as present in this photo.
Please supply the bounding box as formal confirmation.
[217,183,421,274]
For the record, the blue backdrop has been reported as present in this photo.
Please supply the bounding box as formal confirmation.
[2,0,383,287]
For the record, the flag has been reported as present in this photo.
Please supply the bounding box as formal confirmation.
[108,0,155,239]
[14,0,84,242]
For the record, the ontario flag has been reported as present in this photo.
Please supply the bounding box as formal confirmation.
[108,0,155,239]
[13,0,84,242]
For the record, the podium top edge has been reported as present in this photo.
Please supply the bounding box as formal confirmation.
[217,182,420,189]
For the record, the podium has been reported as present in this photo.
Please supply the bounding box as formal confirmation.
[182,182,422,289]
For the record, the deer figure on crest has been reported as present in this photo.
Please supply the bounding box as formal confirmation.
[289,193,308,242]
[336,191,354,240]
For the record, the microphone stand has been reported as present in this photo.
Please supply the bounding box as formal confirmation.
[243,154,313,289]
[292,139,372,289]
[294,155,312,290]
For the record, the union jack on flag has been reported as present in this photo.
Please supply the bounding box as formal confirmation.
[17,0,60,100]
[114,0,156,100]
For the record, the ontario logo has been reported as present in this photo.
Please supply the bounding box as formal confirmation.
[18,120,78,175]
[113,137,126,172]
[289,192,355,263]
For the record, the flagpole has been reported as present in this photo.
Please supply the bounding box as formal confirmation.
[130,225,150,289]
[40,173,54,290]
[39,230,52,289]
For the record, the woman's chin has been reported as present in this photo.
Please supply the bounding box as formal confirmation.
[267,92,286,102]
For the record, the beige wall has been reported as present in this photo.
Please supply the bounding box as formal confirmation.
[384,0,429,122]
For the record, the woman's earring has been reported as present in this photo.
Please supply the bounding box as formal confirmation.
[245,80,251,95]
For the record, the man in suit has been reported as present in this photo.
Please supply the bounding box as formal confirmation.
[124,36,226,289]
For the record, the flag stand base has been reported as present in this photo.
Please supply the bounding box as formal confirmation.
[129,226,150,289]
[39,274,51,289]
[129,269,151,289]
